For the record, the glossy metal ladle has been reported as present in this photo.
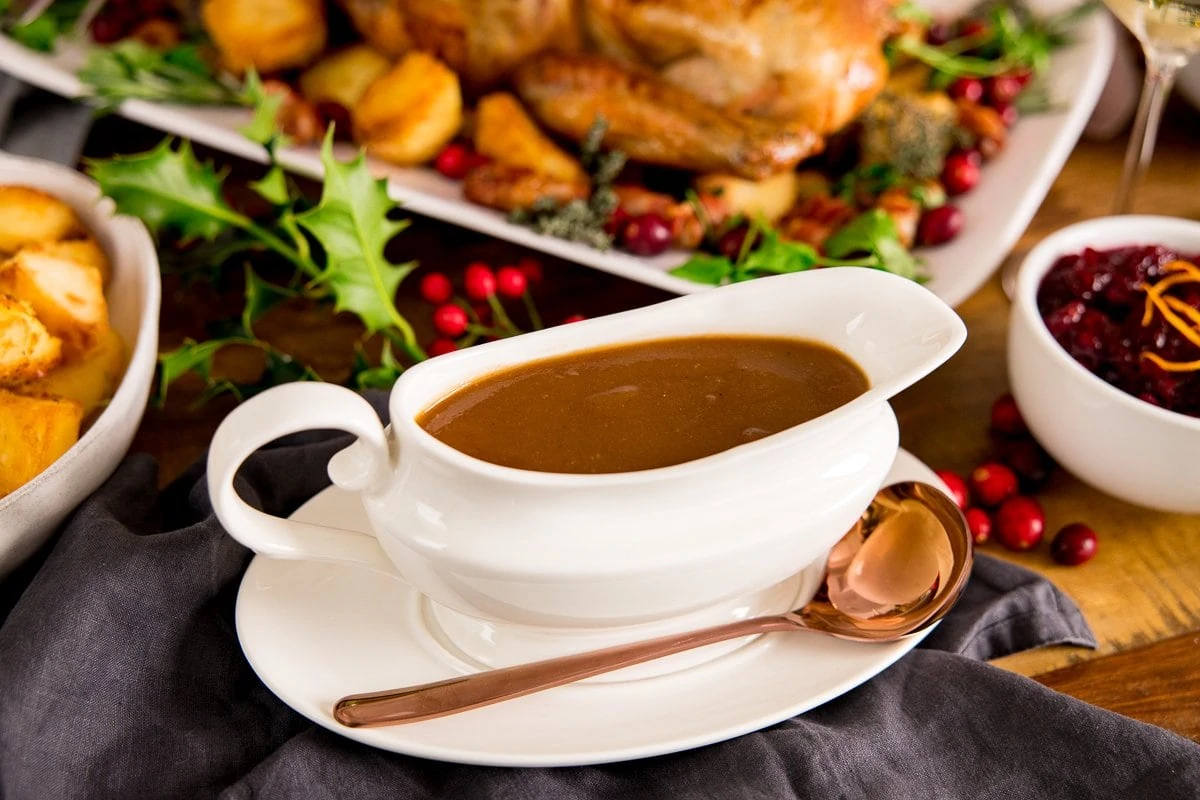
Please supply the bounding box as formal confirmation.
[333,481,973,728]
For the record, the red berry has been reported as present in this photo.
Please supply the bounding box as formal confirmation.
[949,77,985,103]
[989,393,1028,437]
[426,338,458,357]
[622,213,674,256]
[935,470,970,510]
[970,462,1019,507]
[1010,67,1034,88]
[959,18,991,38]
[434,143,471,180]
[965,507,992,545]
[1050,523,1098,566]
[432,304,468,338]
[917,205,964,247]
[997,439,1055,494]
[463,262,497,300]
[562,313,587,324]
[418,272,454,305]
[605,206,632,238]
[987,74,1024,105]
[717,225,752,260]
[496,266,528,298]
[516,256,544,285]
[926,20,956,45]
[994,101,1019,127]
[994,496,1046,551]
[942,152,982,196]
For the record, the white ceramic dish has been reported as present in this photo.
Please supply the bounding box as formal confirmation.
[236,449,940,767]
[0,153,160,577]
[209,268,965,655]
[0,0,1113,306]
[1008,215,1200,514]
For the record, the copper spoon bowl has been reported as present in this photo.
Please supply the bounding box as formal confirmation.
[333,481,972,729]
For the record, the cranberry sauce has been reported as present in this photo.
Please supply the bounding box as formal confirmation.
[1036,245,1200,418]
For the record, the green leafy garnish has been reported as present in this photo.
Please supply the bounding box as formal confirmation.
[0,0,85,51]
[824,210,922,281]
[76,41,246,111]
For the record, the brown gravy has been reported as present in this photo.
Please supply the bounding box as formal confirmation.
[417,335,869,474]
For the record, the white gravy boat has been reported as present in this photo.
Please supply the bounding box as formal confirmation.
[208,268,965,652]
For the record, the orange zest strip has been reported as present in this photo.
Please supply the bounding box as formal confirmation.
[1139,261,1200,372]
[1141,352,1200,372]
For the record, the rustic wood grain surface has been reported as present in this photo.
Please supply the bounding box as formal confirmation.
[87,97,1200,742]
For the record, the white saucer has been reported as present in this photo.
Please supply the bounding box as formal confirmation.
[235,449,941,767]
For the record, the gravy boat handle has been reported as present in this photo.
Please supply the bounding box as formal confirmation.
[206,383,398,575]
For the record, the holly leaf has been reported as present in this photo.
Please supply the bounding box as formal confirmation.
[242,267,296,335]
[669,254,732,285]
[86,139,241,242]
[353,342,404,390]
[250,166,290,206]
[297,133,415,334]
[240,70,291,152]
[155,337,248,406]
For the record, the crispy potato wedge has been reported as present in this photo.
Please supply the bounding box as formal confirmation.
[18,326,124,418]
[0,389,82,498]
[201,0,327,74]
[333,0,412,58]
[299,44,392,113]
[0,252,108,360]
[694,171,801,224]
[463,162,589,213]
[474,93,586,182]
[21,238,111,286]
[0,294,62,385]
[0,186,83,255]
[353,52,463,166]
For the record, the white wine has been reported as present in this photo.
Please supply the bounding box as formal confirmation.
[1105,0,1200,56]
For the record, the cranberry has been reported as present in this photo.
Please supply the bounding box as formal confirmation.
[949,77,985,103]
[605,207,632,238]
[1051,523,1098,566]
[1043,300,1087,339]
[90,14,130,43]
[463,262,497,300]
[426,338,458,357]
[994,497,1046,551]
[432,304,469,338]
[517,256,544,285]
[994,102,1019,127]
[717,225,752,260]
[495,266,528,298]
[419,272,454,305]
[997,439,1055,493]
[987,74,1024,105]
[562,313,587,324]
[935,470,970,510]
[942,152,981,196]
[989,394,1027,437]
[965,508,992,545]
[917,205,964,247]
[622,214,674,256]
[927,20,956,45]
[970,462,1019,507]
[434,143,472,180]
[1010,68,1034,88]
[959,18,991,38]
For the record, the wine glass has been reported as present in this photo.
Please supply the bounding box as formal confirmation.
[1103,0,1200,212]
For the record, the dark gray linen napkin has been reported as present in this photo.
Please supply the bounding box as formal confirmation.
[2,395,1198,800]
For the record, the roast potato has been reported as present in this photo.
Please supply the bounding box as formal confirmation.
[473,92,586,182]
[299,44,393,113]
[0,251,108,360]
[0,294,62,385]
[18,327,124,418]
[463,162,589,213]
[21,238,111,286]
[0,389,83,498]
[353,52,463,166]
[201,0,327,75]
[0,186,83,255]
[694,171,801,225]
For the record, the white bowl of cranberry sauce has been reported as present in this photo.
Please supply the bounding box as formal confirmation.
[1008,215,1200,514]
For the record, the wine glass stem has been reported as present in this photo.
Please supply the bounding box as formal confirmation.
[1113,55,1182,214]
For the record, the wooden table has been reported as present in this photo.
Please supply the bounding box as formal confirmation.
[101,98,1200,742]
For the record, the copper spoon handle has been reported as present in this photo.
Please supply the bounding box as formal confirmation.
[333,615,800,728]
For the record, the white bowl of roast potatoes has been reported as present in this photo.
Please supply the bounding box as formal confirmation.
[0,152,160,577]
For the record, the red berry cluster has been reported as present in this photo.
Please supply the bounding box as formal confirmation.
[416,257,584,356]
[935,393,1098,566]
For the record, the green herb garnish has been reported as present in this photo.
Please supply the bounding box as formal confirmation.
[0,0,85,51]
[76,40,247,112]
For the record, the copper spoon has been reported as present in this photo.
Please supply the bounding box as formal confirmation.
[333,481,972,729]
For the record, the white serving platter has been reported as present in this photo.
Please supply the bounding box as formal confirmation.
[0,0,1113,306]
